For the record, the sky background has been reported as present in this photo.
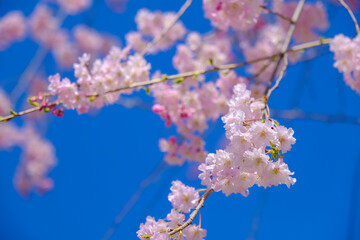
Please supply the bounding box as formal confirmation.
[0,0,360,240]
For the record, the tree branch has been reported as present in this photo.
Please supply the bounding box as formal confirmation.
[271,109,360,125]
[260,5,294,23]
[338,0,360,34]
[266,54,288,100]
[168,188,214,236]
[102,161,167,240]
[265,0,306,95]
[140,0,193,56]
[0,38,332,123]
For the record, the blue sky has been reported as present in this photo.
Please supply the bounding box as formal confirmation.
[0,0,360,240]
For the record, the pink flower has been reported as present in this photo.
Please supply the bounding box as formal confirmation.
[330,34,360,94]
[183,224,207,240]
[127,9,186,53]
[276,125,296,153]
[203,0,264,31]
[199,83,296,197]
[258,159,296,188]
[14,127,57,196]
[137,216,170,240]
[168,180,199,213]
[166,209,185,228]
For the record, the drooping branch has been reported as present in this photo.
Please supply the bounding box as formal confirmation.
[338,0,360,34]
[168,188,214,236]
[271,109,360,125]
[266,54,288,100]
[102,161,168,240]
[10,10,68,102]
[265,0,306,95]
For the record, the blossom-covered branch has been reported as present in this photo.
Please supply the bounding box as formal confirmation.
[0,38,332,123]
[168,188,214,237]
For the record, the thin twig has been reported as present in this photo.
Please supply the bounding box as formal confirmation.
[248,62,271,82]
[140,0,193,55]
[10,47,49,102]
[271,109,360,125]
[102,161,167,240]
[0,38,332,122]
[260,5,294,23]
[338,0,360,34]
[168,188,214,236]
[265,0,306,94]
[10,10,68,103]
[0,101,60,122]
[266,54,288,99]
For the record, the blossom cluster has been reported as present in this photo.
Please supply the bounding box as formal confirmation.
[152,32,239,165]
[56,0,92,15]
[0,11,26,50]
[203,0,264,31]
[29,4,119,68]
[137,180,206,240]
[199,83,296,196]
[48,46,150,113]
[330,34,360,94]
[1,3,119,69]
[241,24,288,88]
[126,9,186,53]
[0,90,56,196]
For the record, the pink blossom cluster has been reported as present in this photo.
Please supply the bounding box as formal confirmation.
[158,135,207,165]
[151,32,237,165]
[28,4,119,68]
[126,9,186,53]
[242,24,286,86]
[203,0,264,31]
[74,25,118,55]
[168,180,200,213]
[0,11,26,50]
[0,90,56,196]
[199,83,296,196]
[14,126,57,196]
[137,181,206,240]
[57,0,92,15]
[330,34,360,94]
[52,24,119,69]
[29,4,61,46]
[48,46,150,113]
[173,32,232,73]
[274,0,329,42]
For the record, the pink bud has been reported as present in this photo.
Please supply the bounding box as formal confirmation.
[57,110,64,117]
[169,136,177,145]
[216,2,222,11]
[152,104,165,114]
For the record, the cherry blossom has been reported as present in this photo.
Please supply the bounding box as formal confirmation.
[330,34,360,94]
